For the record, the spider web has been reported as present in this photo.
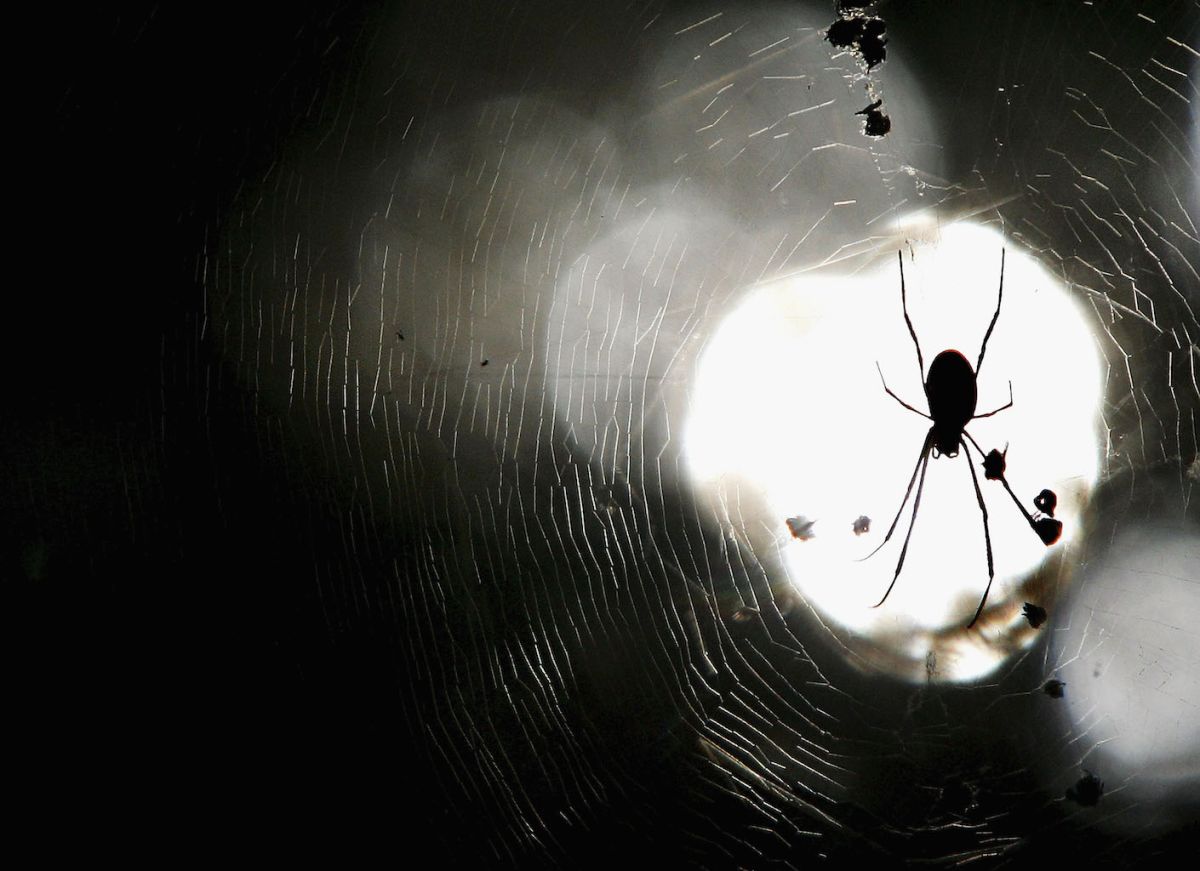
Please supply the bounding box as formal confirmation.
[194,1,1198,864]
[24,0,1195,866]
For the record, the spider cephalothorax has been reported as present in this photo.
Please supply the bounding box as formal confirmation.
[925,350,977,457]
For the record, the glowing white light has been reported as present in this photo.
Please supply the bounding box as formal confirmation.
[684,222,1102,675]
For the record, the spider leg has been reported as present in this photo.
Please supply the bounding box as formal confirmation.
[962,440,996,628]
[973,380,1013,419]
[872,435,933,609]
[897,250,925,382]
[963,430,988,458]
[860,429,932,563]
[975,248,1005,376]
[877,361,932,419]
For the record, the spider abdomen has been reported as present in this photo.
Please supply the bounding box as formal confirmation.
[925,349,977,455]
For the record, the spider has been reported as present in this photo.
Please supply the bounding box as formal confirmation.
[865,249,1061,628]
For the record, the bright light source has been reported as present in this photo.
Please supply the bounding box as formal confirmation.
[684,222,1102,678]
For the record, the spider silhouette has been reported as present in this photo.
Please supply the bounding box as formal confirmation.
[865,249,1061,628]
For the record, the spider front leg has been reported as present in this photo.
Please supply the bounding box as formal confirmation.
[897,250,926,381]
[975,248,1005,376]
[876,361,931,420]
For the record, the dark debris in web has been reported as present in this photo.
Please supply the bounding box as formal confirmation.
[826,5,888,70]
[825,2,891,137]
[1066,771,1104,807]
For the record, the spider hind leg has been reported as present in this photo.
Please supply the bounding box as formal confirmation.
[871,433,933,609]
[963,438,996,628]
[860,430,932,565]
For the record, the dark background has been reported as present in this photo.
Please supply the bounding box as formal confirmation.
[16,3,415,854]
[11,2,1197,865]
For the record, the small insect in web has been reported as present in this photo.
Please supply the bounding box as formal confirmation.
[786,515,817,541]
[1042,678,1066,698]
[1022,602,1048,628]
[1066,770,1104,807]
[864,249,1062,628]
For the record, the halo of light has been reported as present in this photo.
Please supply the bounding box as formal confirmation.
[683,221,1103,679]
